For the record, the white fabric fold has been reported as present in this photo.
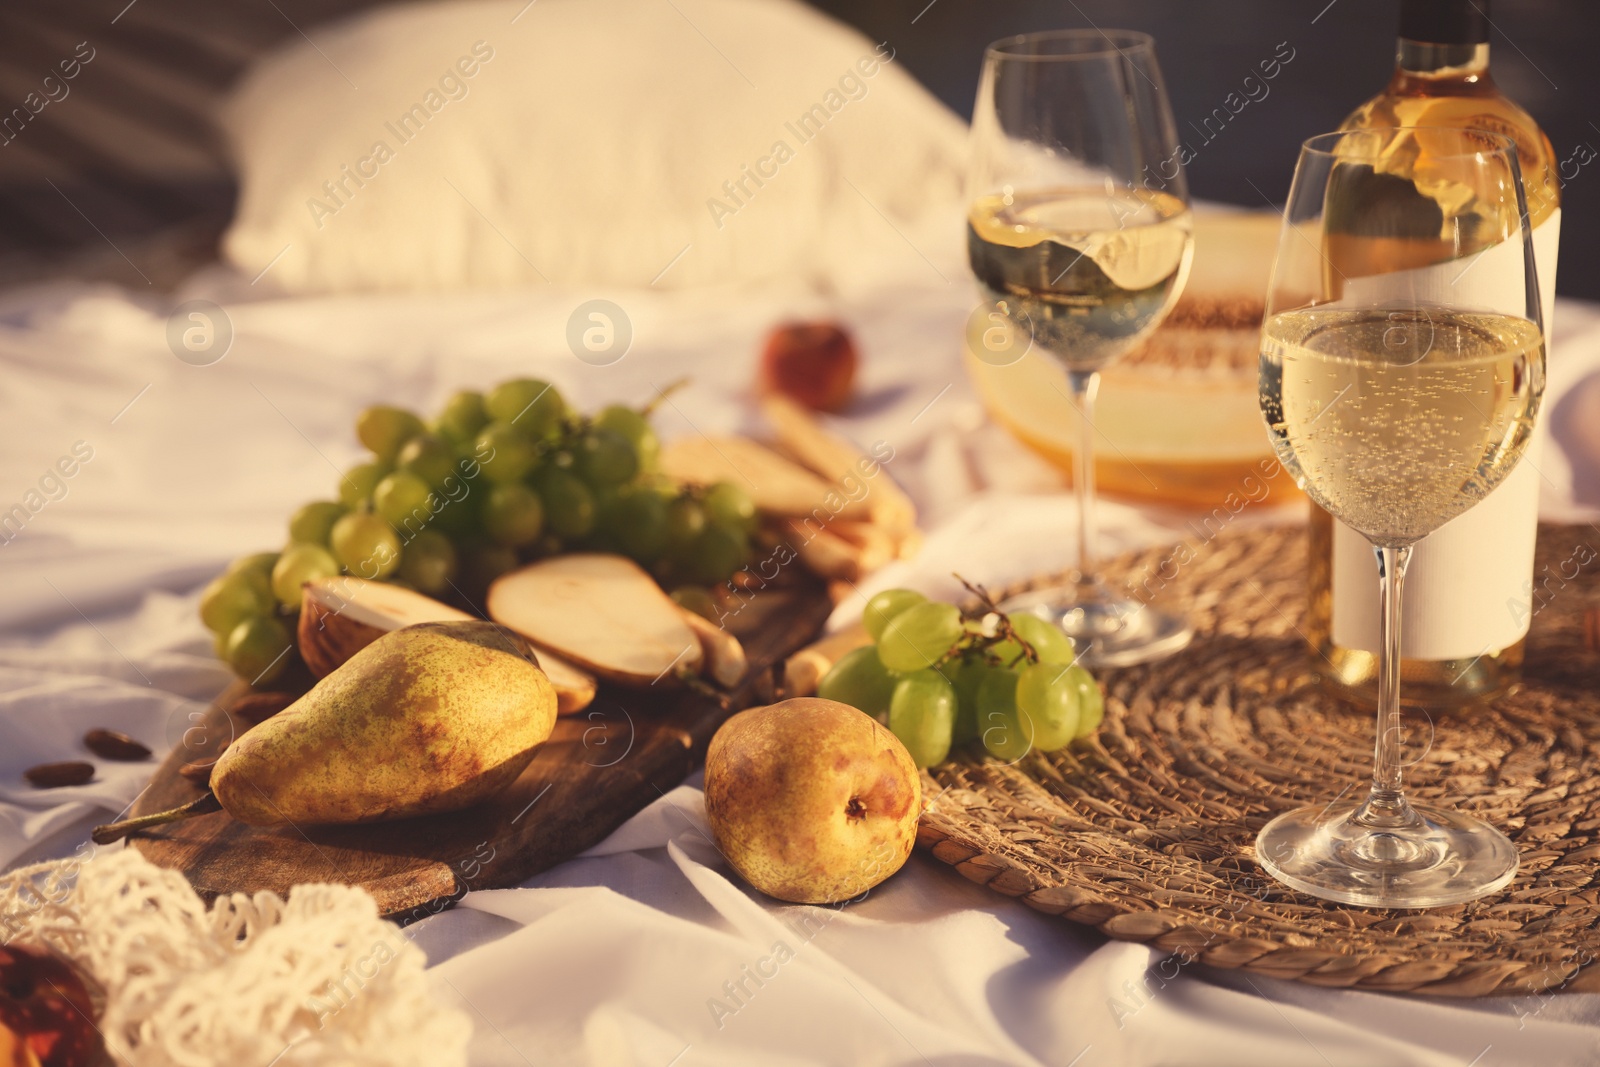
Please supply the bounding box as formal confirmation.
[417,784,1600,1066]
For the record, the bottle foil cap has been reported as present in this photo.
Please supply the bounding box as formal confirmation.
[1399,0,1491,45]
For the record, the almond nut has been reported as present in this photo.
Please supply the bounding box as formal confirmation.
[83,728,152,761]
[25,762,95,788]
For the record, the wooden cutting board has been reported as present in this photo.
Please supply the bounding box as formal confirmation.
[127,578,834,922]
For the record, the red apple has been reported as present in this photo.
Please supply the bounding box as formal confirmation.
[759,322,858,413]
[0,945,101,1067]
[704,697,921,904]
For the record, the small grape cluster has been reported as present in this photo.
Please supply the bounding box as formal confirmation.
[198,378,758,683]
[818,584,1103,769]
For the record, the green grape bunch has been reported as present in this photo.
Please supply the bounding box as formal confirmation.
[199,377,759,683]
[818,581,1104,770]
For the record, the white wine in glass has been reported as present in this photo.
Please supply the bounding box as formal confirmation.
[967,187,1192,371]
[1256,128,1542,908]
[1261,309,1541,544]
[965,31,1195,668]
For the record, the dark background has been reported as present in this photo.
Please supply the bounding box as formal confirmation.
[815,0,1592,297]
[1,0,1591,297]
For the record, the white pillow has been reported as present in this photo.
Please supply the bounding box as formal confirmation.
[220,0,967,292]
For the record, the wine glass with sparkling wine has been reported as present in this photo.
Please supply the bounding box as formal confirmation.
[965,30,1195,668]
[1257,128,1544,907]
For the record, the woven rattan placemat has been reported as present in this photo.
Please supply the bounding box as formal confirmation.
[917,522,1600,997]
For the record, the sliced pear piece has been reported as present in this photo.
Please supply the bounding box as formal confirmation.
[660,435,871,521]
[299,576,597,713]
[537,645,600,716]
[298,576,473,677]
[679,607,748,689]
[760,394,916,534]
[488,553,703,687]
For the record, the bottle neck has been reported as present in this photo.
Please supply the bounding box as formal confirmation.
[1397,39,1489,78]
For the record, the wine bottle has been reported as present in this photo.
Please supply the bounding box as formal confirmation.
[1308,0,1561,708]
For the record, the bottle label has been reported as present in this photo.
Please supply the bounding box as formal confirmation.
[1329,209,1560,659]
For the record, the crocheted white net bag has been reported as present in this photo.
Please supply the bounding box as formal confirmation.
[1,848,470,1067]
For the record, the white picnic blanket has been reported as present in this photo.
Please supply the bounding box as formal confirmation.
[5,260,1600,1065]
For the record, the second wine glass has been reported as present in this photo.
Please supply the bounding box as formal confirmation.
[1256,127,1541,907]
[964,30,1195,668]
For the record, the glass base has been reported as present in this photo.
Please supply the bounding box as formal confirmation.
[1256,798,1519,908]
[1001,577,1193,669]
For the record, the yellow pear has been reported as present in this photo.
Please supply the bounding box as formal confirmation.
[704,698,921,904]
[213,620,556,825]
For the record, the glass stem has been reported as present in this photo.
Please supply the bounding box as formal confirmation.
[1359,543,1418,829]
[1068,368,1100,583]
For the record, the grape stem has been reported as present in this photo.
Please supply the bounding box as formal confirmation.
[945,573,1039,670]
[641,378,691,417]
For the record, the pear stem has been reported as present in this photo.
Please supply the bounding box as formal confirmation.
[92,792,222,844]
